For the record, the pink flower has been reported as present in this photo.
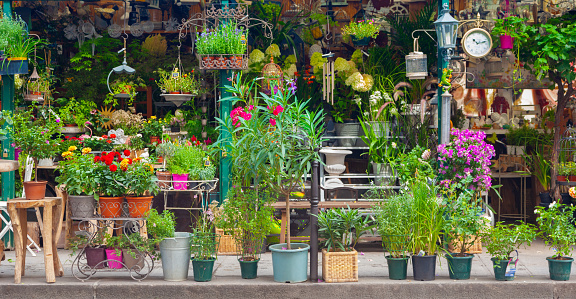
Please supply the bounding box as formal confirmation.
[272,105,284,116]
[55,119,60,123]
[269,118,277,126]
[45,140,49,144]
[248,105,254,111]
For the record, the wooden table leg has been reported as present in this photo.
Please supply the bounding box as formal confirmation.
[20,208,27,277]
[279,209,287,244]
[43,204,55,283]
[8,205,22,284]
[53,199,64,277]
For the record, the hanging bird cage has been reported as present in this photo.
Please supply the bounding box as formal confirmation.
[262,57,284,92]
[24,67,47,102]
[558,127,576,167]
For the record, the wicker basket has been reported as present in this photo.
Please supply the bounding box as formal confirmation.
[448,236,483,254]
[215,228,239,255]
[322,249,358,282]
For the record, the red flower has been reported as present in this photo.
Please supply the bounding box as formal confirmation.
[117,156,122,163]
[269,118,277,126]
[110,134,117,138]
[104,157,113,165]
[94,156,101,162]
[191,136,197,142]
[109,164,117,172]
[123,149,131,156]
[115,152,121,157]
[128,158,133,164]
[102,152,108,156]
[106,140,112,144]
[102,135,108,139]
[65,136,70,139]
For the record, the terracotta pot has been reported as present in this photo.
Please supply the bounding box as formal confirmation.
[156,170,171,189]
[65,124,76,127]
[170,91,181,94]
[157,156,164,163]
[23,181,47,200]
[150,136,160,144]
[98,196,124,218]
[558,175,568,182]
[126,196,153,218]
[569,175,576,182]
[31,91,41,95]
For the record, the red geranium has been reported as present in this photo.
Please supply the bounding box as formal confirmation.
[191,136,197,142]
[94,156,101,162]
[106,140,112,144]
[102,135,108,139]
[102,152,107,156]
[109,164,117,172]
[123,149,130,156]
[110,134,117,138]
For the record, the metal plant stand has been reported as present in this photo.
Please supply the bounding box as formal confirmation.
[70,215,155,282]
[158,179,219,211]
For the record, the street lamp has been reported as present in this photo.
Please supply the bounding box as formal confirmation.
[434,3,459,59]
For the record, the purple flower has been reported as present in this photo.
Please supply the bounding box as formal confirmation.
[55,119,60,123]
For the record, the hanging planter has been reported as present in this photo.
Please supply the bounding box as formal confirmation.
[0,58,28,75]
[499,35,514,50]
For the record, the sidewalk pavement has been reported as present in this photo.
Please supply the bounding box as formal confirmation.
[0,238,574,299]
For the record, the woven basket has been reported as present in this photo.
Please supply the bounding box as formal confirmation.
[448,236,483,254]
[215,228,239,255]
[322,249,358,282]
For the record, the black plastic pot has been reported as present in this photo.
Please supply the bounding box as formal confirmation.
[171,126,180,133]
[412,255,436,281]
[539,192,553,204]
[561,193,572,205]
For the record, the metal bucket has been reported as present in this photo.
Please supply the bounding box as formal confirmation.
[159,232,191,281]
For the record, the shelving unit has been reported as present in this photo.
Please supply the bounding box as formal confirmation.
[158,179,219,211]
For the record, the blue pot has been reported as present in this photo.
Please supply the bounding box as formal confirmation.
[0,59,28,75]
[269,243,309,283]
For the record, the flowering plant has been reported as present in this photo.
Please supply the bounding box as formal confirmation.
[341,19,380,40]
[180,71,201,94]
[196,21,247,55]
[535,201,576,259]
[170,115,185,127]
[124,158,159,197]
[155,69,181,93]
[191,201,220,260]
[142,116,164,140]
[56,146,98,196]
[146,208,176,241]
[80,136,115,152]
[92,151,128,198]
[437,129,495,191]
[9,109,63,181]
[215,73,325,249]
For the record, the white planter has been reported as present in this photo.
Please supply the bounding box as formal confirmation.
[506,145,514,155]
[515,146,526,156]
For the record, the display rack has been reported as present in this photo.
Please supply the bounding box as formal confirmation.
[70,217,154,282]
[158,179,219,211]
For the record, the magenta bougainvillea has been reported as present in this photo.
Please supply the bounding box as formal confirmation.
[437,129,495,191]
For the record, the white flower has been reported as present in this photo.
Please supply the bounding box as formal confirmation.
[421,149,431,160]
[363,111,369,117]
[369,98,377,105]
[353,98,362,105]
[373,90,381,98]
[392,142,397,148]
[550,201,557,208]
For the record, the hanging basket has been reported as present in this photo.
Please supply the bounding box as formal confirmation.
[0,58,28,75]
[198,54,248,70]
[161,94,194,107]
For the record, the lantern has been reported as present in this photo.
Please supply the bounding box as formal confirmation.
[262,57,284,92]
[434,4,459,51]
[23,67,46,102]
[405,37,428,80]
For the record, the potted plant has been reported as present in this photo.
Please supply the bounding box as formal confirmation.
[155,141,176,188]
[535,200,576,281]
[217,187,275,279]
[0,14,42,75]
[103,235,124,269]
[142,116,164,144]
[491,16,526,50]
[69,229,107,269]
[195,20,248,69]
[146,208,191,281]
[124,157,159,218]
[105,78,145,107]
[317,206,375,283]
[214,73,324,283]
[373,192,412,280]
[391,146,434,186]
[190,203,220,282]
[156,69,181,94]
[341,19,380,46]
[481,222,537,281]
[409,179,446,281]
[569,162,576,182]
[170,115,185,133]
[56,97,98,130]
[166,144,205,190]
[56,146,98,218]
[523,149,552,206]
[93,151,128,217]
[180,71,201,95]
[442,176,489,280]
[9,110,62,199]
[557,162,570,182]
[122,233,155,270]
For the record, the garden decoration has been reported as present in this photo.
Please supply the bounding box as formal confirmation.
[23,60,49,103]
[535,200,576,281]
[322,53,335,104]
[159,49,199,107]
[262,57,284,93]
[105,37,138,107]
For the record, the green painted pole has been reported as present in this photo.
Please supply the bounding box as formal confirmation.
[437,0,449,144]
[219,70,232,203]
[2,0,15,247]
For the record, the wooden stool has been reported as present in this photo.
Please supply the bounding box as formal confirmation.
[7,197,64,283]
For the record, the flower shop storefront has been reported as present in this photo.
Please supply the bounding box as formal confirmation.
[1,0,576,286]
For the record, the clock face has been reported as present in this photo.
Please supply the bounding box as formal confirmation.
[463,29,493,58]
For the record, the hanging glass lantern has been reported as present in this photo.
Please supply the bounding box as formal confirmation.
[23,67,46,102]
[434,4,459,50]
[405,37,428,80]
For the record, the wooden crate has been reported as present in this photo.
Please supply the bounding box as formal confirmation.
[448,236,483,254]
[215,228,239,255]
[322,249,358,283]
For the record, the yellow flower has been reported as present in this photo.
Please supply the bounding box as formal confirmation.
[151,116,157,120]
[68,146,77,152]
[148,120,151,123]
[81,148,91,155]
[145,163,154,172]
[120,158,130,169]
[61,151,72,158]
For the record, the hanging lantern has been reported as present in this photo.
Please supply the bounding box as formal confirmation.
[434,4,459,50]
[262,57,284,92]
[405,37,428,80]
